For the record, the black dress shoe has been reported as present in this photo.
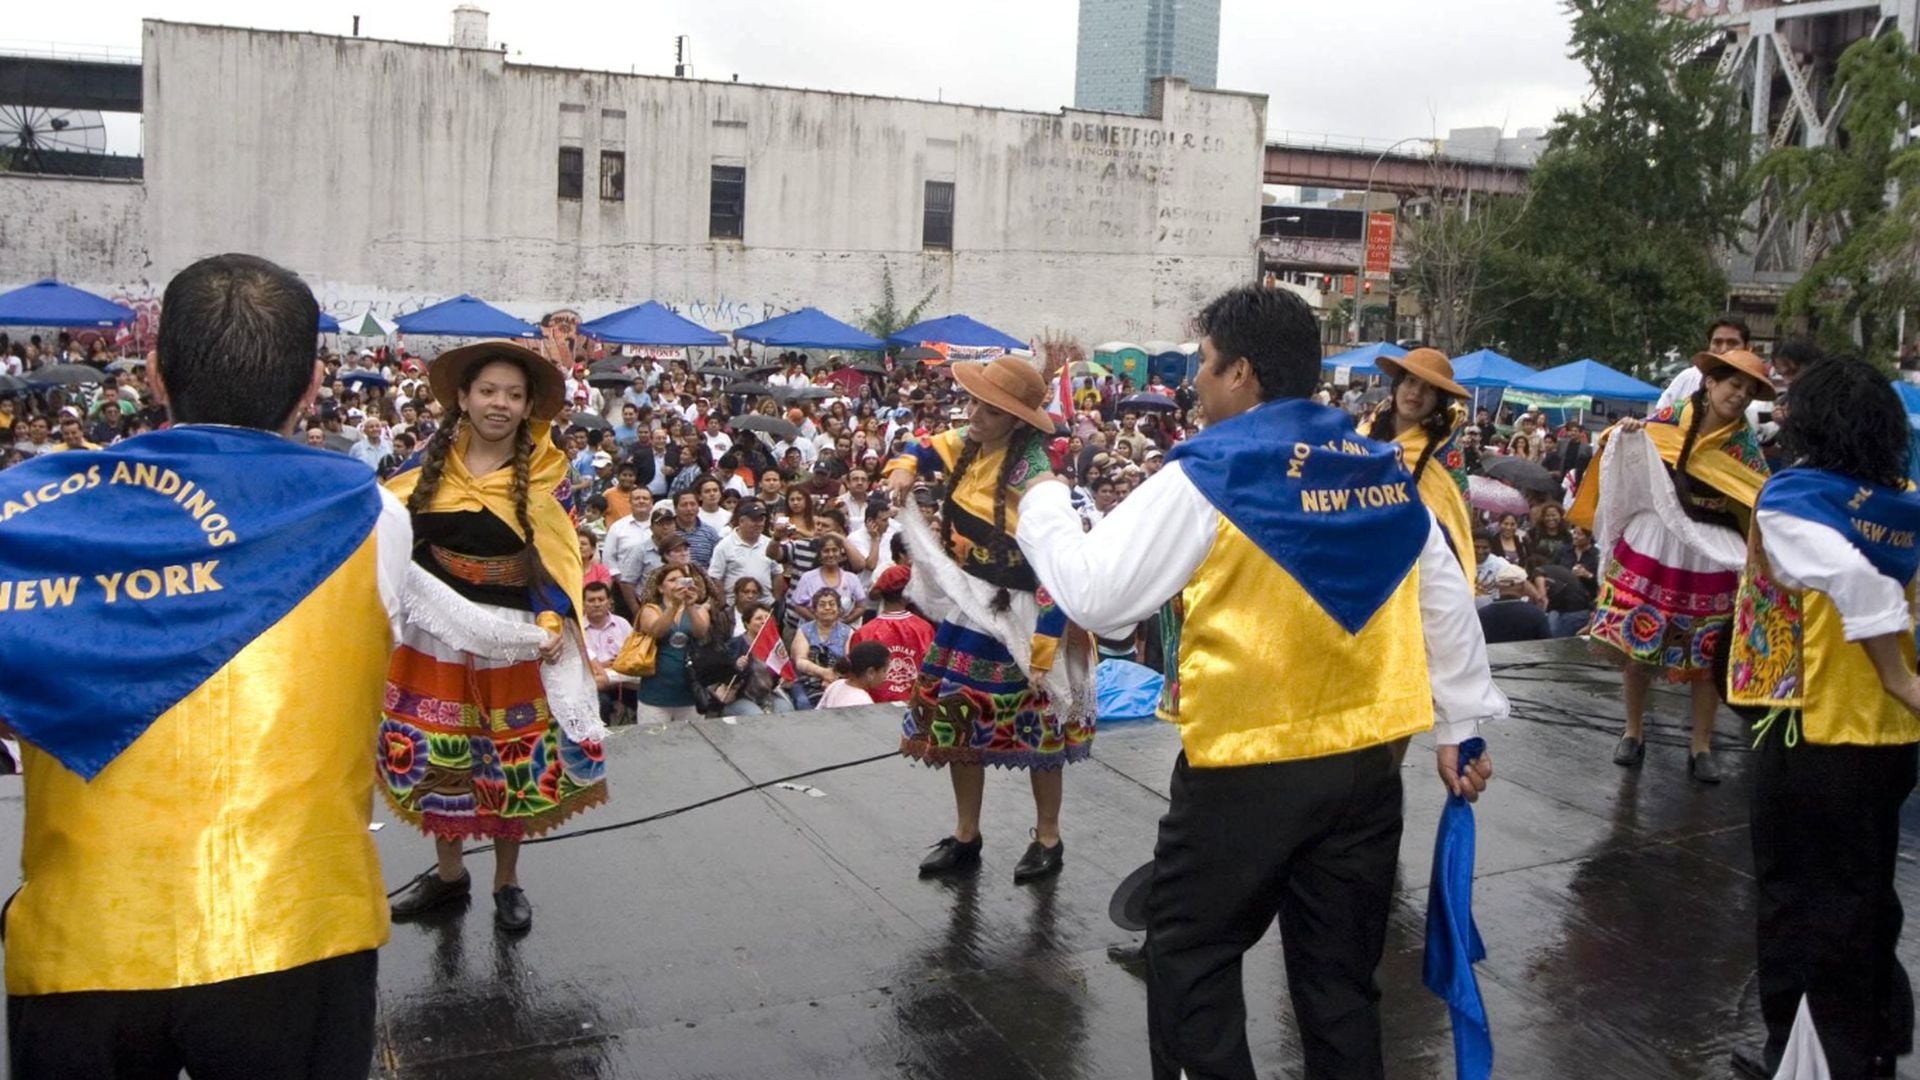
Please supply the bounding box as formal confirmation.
[1729,1045,1774,1079]
[1689,751,1722,784]
[390,868,470,919]
[918,835,983,878]
[493,885,532,933]
[1013,837,1064,885]
[1612,735,1645,767]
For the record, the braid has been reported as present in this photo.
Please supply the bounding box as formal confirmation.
[1408,401,1454,485]
[510,421,536,550]
[406,404,463,515]
[939,434,983,560]
[1672,388,1709,511]
[985,429,1037,614]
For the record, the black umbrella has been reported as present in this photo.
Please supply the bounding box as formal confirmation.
[745,364,784,379]
[777,385,837,402]
[728,414,801,440]
[724,380,779,397]
[896,346,941,362]
[1119,393,1178,413]
[850,361,889,377]
[106,357,146,374]
[566,411,612,432]
[1480,455,1560,494]
[0,374,27,394]
[26,363,106,388]
[589,358,632,378]
[587,374,630,389]
[696,363,738,377]
[341,370,390,389]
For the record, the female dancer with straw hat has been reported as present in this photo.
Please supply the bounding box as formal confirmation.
[381,340,608,932]
[1571,348,1773,783]
[1366,347,1475,576]
[884,355,1095,885]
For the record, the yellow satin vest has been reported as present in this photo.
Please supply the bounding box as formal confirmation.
[1167,515,1433,767]
[5,535,392,995]
[1799,591,1920,745]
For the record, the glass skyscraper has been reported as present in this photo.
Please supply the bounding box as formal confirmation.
[1074,0,1221,116]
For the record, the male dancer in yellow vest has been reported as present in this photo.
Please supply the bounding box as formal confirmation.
[0,254,464,1079]
[1016,285,1505,1080]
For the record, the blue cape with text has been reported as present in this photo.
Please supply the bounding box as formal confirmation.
[1758,468,1920,586]
[1167,398,1428,634]
[0,427,382,779]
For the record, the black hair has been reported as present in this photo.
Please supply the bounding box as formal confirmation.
[155,253,319,429]
[1782,356,1909,490]
[1366,373,1457,483]
[583,580,612,597]
[839,641,890,678]
[1772,336,1824,373]
[1194,285,1320,402]
[1707,316,1750,347]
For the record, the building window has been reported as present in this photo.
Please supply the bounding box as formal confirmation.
[710,165,745,240]
[600,151,625,201]
[557,147,583,200]
[923,180,955,250]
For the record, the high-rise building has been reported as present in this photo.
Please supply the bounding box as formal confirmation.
[1074,0,1221,116]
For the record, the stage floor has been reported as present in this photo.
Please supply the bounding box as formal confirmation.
[4,639,1920,1078]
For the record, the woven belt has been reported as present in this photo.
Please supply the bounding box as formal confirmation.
[429,545,530,587]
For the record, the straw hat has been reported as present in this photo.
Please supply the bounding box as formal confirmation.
[428,340,566,420]
[1692,349,1777,400]
[1376,348,1468,400]
[949,355,1054,434]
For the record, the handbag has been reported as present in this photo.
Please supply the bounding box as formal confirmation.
[611,629,658,677]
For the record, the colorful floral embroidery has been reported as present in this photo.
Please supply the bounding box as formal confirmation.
[902,622,1093,770]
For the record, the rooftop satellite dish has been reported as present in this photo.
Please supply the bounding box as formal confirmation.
[0,105,108,173]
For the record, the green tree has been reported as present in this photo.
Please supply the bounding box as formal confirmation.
[1757,30,1920,357]
[1481,0,1751,371]
[856,262,939,343]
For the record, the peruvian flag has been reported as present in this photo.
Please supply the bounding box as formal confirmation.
[749,614,796,683]
[1050,359,1074,421]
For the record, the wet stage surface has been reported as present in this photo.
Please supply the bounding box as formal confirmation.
[3,639,1919,1077]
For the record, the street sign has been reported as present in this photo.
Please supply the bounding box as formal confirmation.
[1365,212,1395,278]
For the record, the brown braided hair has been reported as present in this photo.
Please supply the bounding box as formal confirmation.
[985,427,1041,612]
[406,403,463,515]
[1670,386,1736,529]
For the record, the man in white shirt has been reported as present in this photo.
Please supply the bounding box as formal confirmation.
[708,499,786,595]
[847,496,901,591]
[837,467,875,533]
[1658,318,1771,430]
[1012,285,1503,1079]
[602,488,659,614]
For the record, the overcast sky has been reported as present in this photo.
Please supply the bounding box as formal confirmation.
[11,0,1591,154]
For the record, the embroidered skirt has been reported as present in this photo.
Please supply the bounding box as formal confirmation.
[379,606,607,841]
[1584,521,1738,682]
[901,620,1095,771]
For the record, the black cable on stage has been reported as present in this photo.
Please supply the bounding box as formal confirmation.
[388,749,901,886]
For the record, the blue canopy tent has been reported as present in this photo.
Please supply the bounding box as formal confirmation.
[886,314,1025,351]
[1506,358,1661,427]
[1450,348,1536,414]
[0,279,135,328]
[1895,381,1920,484]
[1321,342,1407,380]
[393,295,538,338]
[317,311,340,333]
[733,307,884,352]
[580,301,727,347]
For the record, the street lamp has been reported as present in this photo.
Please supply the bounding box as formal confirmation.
[1350,136,1436,344]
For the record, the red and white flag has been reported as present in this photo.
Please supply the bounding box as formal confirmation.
[749,614,795,683]
[1051,360,1074,421]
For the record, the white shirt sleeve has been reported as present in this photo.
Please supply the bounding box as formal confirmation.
[1758,509,1912,641]
[1656,366,1701,411]
[1014,461,1218,638]
[374,488,413,645]
[1417,515,1511,745]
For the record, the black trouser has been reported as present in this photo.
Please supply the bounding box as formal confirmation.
[9,949,378,1080]
[600,684,637,724]
[1146,745,1403,1080]
[1752,733,1917,1078]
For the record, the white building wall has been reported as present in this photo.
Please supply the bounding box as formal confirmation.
[2,19,1261,347]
